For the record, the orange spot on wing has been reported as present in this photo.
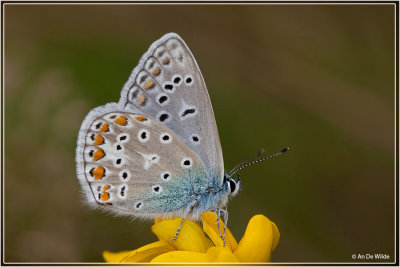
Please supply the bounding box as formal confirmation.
[99,123,109,133]
[94,135,104,145]
[92,166,105,180]
[103,185,111,191]
[93,148,105,161]
[143,80,155,90]
[137,94,146,105]
[152,67,161,76]
[162,57,170,65]
[114,116,127,126]
[101,192,110,201]
[135,116,148,122]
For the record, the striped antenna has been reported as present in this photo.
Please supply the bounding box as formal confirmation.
[229,147,291,176]
[228,149,265,176]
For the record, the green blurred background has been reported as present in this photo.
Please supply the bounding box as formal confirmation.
[4,4,395,263]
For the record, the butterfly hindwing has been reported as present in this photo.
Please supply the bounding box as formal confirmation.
[118,33,224,182]
[76,103,209,219]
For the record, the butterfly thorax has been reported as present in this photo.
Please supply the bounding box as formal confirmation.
[168,170,227,220]
[183,171,242,219]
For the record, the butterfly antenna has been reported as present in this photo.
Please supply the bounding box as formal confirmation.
[228,149,265,176]
[229,147,291,176]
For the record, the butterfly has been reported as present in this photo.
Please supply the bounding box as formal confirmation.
[76,33,289,243]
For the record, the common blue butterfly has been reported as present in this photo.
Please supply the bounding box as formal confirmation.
[76,33,288,243]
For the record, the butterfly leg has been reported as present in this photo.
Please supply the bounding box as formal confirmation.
[220,209,229,241]
[209,208,228,246]
[173,218,185,242]
[173,199,199,242]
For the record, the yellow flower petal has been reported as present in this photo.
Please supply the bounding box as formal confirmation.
[134,240,173,253]
[151,251,208,263]
[201,211,238,251]
[121,244,174,263]
[103,250,132,263]
[206,247,239,262]
[151,218,213,253]
[271,221,280,252]
[233,215,279,262]
[103,240,174,263]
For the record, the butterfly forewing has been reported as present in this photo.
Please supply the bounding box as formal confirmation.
[76,103,208,219]
[119,33,224,182]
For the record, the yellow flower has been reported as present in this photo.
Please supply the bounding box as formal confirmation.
[103,211,280,263]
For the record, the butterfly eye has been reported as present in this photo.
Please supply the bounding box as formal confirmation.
[160,171,171,181]
[137,129,150,142]
[229,180,236,193]
[181,157,193,169]
[159,133,172,144]
[184,75,194,86]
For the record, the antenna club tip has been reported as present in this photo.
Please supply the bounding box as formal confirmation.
[280,147,291,153]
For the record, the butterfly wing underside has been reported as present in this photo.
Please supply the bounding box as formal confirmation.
[76,103,208,219]
[118,33,224,182]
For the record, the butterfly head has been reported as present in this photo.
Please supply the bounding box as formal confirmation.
[223,173,241,198]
